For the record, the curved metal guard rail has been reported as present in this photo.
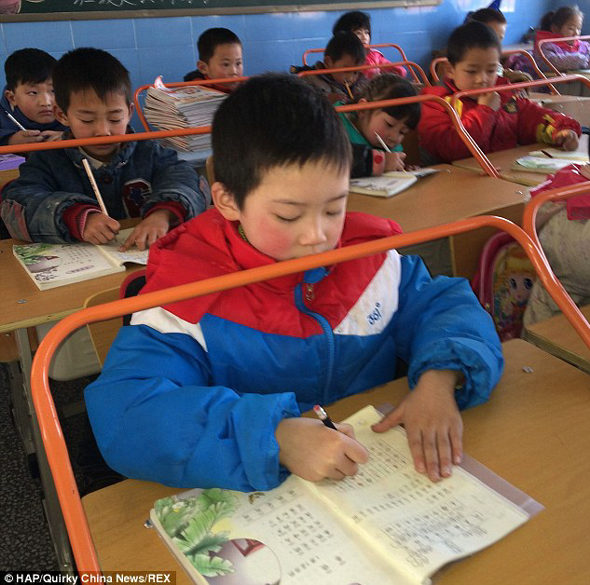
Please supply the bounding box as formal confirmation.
[29,214,590,573]
[536,34,590,77]
[133,76,250,131]
[452,73,590,106]
[522,179,590,257]
[335,93,499,178]
[430,52,558,93]
[302,43,417,82]
[297,60,430,87]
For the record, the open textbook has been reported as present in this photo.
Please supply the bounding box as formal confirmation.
[13,228,148,290]
[349,168,438,198]
[511,155,580,174]
[150,405,542,585]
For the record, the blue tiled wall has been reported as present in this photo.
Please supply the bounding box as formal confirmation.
[0,0,556,98]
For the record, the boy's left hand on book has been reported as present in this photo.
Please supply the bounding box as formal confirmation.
[120,209,173,251]
[554,129,579,151]
[371,369,463,483]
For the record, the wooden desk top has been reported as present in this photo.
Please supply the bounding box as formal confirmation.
[0,221,142,334]
[83,339,590,585]
[524,304,590,373]
[453,135,589,187]
[347,165,528,233]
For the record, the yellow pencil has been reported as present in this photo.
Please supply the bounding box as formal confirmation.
[81,158,109,216]
[344,80,354,101]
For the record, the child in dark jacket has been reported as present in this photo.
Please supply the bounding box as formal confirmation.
[0,48,66,146]
[338,73,420,177]
[295,32,368,104]
[84,74,503,493]
[419,21,581,164]
[183,27,243,93]
[1,48,209,248]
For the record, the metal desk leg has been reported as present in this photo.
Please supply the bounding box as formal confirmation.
[15,327,75,572]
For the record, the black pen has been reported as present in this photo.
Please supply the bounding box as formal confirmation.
[313,404,337,430]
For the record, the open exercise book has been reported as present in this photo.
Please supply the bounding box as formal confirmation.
[349,168,438,198]
[149,405,542,585]
[13,228,148,290]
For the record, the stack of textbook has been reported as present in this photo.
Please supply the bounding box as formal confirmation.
[144,76,227,153]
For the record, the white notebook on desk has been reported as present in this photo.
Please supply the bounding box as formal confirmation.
[149,405,541,585]
[349,168,438,198]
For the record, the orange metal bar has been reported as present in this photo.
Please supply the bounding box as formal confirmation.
[501,49,559,94]
[335,94,499,178]
[430,52,558,94]
[29,214,589,572]
[522,179,590,256]
[536,34,590,77]
[302,43,418,83]
[453,73,590,105]
[133,76,249,131]
[297,60,430,87]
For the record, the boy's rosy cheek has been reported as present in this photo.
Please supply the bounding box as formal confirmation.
[252,218,294,257]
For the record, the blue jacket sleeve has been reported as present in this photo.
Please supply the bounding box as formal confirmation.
[0,152,98,242]
[142,143,210,220]
[392,255,503,409]
[84,321,300,492]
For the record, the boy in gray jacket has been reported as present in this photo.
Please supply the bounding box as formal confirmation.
[1,48,209,250]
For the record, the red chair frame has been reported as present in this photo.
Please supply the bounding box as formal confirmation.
[536,34,590,77]
[28,213,590,573]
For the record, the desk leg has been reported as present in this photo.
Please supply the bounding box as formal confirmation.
[14,328,75,572]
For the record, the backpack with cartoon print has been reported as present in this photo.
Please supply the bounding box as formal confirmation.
[471,232,536,341]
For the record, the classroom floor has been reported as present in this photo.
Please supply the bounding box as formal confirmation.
[0,365,121,570]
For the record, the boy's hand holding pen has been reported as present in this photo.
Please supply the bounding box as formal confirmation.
[275,406,368,482]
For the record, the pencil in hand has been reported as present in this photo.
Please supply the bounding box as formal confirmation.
[5,110,27,132]
[344,80,354,101]
[374,132,391,153]
[313,404,338,430]
[81,157,109,216]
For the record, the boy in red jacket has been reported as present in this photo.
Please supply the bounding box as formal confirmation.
[418,21,581,164]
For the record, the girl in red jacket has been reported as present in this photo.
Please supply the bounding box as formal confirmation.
[418,21,581,165]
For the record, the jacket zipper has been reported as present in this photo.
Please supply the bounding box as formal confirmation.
[294,273,335,405]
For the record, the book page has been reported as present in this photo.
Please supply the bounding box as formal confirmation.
[13,241,121,290]
[308,407,531,584]
[98,228,149,267]
[512,155,576,172]
[151,478,413,585]
[349,173,417,197]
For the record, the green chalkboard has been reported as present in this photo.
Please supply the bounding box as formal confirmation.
[0,0,440,21]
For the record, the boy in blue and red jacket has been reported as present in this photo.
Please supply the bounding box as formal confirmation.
[85,74,503,493]
[419,21,581,165]
[1,48,208,249]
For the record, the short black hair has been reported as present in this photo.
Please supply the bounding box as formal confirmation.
[52,48,131,113]
[540,6,583,32]
[325,31,366,64]
[198,28,242,63]
[332,11,371,36]
[468,7,507,25]
[447,21,501,65]
[358,73,421,129]
[4,48,57,91]
[212,74,351,209]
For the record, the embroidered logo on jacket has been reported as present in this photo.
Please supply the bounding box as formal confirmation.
[122,179,152,217]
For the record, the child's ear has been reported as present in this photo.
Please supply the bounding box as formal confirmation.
[197,60,210,77]
[54,106,70,127]
[445,63,456,82]
[324,56,334,69]
[211,182,241,221]
[4,89,16,108]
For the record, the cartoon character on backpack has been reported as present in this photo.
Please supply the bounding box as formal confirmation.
[493,252,536,340]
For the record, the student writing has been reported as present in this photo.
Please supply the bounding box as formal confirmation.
[84,74,503,493]
[0,48,209,250]
[338,73,420,177]
[418,21,581,165]
[294,31,368,104]
[0,48,65,146]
